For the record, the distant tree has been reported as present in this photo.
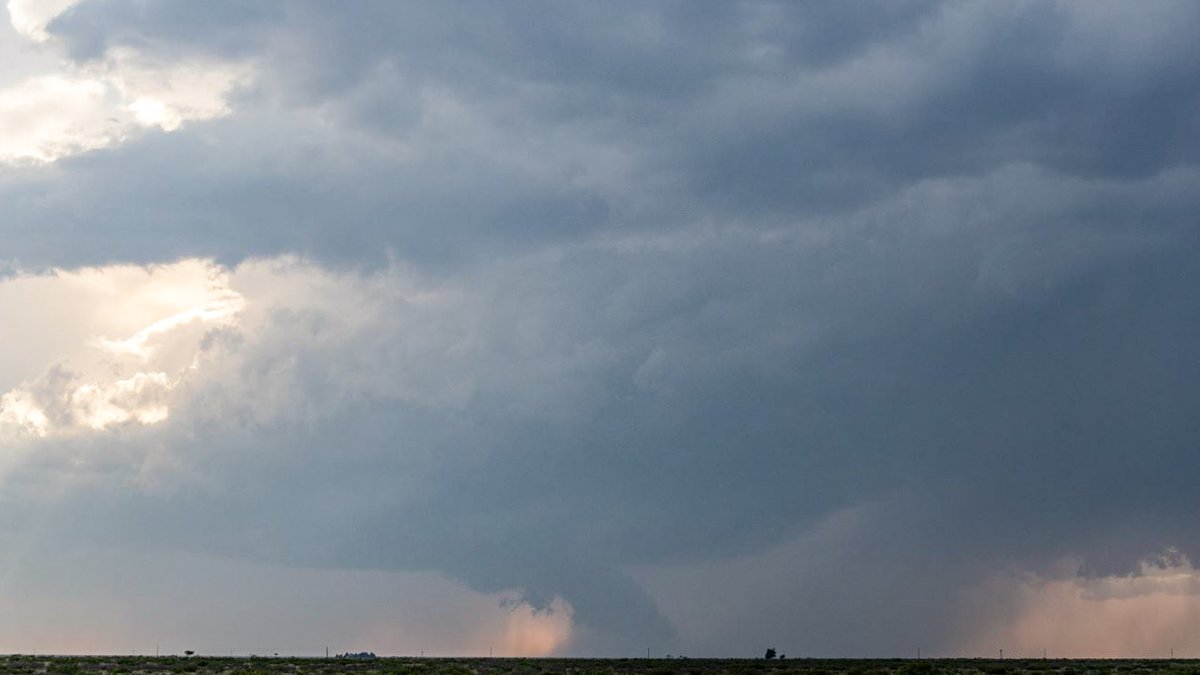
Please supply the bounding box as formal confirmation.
[765,648,777,660]
[184,651,194,657]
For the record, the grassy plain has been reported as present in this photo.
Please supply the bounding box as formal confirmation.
[0,657,1197,675]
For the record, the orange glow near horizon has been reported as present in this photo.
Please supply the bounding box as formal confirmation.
[964,551,1200,658]
[498,598,574,657]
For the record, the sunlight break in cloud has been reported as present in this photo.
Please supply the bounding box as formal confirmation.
[6,0,79,42]
[0,256,579,653]
[0,0,253,163]
[101,47,254,132]
[0,74,118,164]
[0,256,475,441]
[97,292,245,360]
[0,260,243,438]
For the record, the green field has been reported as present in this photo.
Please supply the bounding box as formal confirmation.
[0,657,1196,675]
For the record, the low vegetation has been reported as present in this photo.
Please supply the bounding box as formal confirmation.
[0,656,1196,675]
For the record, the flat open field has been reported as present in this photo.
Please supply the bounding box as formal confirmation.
[0,657,1195,675]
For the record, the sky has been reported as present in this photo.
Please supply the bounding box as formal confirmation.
[1,0,1200,659]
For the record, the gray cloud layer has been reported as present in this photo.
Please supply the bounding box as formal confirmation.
[3,0,1200,656]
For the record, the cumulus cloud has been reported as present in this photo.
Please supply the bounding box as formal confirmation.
[0,260,242,438]
[0,367,171,436]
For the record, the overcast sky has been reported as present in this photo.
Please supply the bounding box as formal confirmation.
[2,0,1200,659]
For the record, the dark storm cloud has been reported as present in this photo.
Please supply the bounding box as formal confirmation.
[17,2,1199,261]
[5,0,1200,655]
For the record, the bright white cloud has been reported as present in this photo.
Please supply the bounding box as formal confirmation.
[0,387,48,436]
[0,0,253,162]
[6,0,79,42]
[97,292,244,359]
[101,47,254,131]
[0,260,243,439]
[0,256,485,446]
[0,368,171,435]
[0,74,121,163]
